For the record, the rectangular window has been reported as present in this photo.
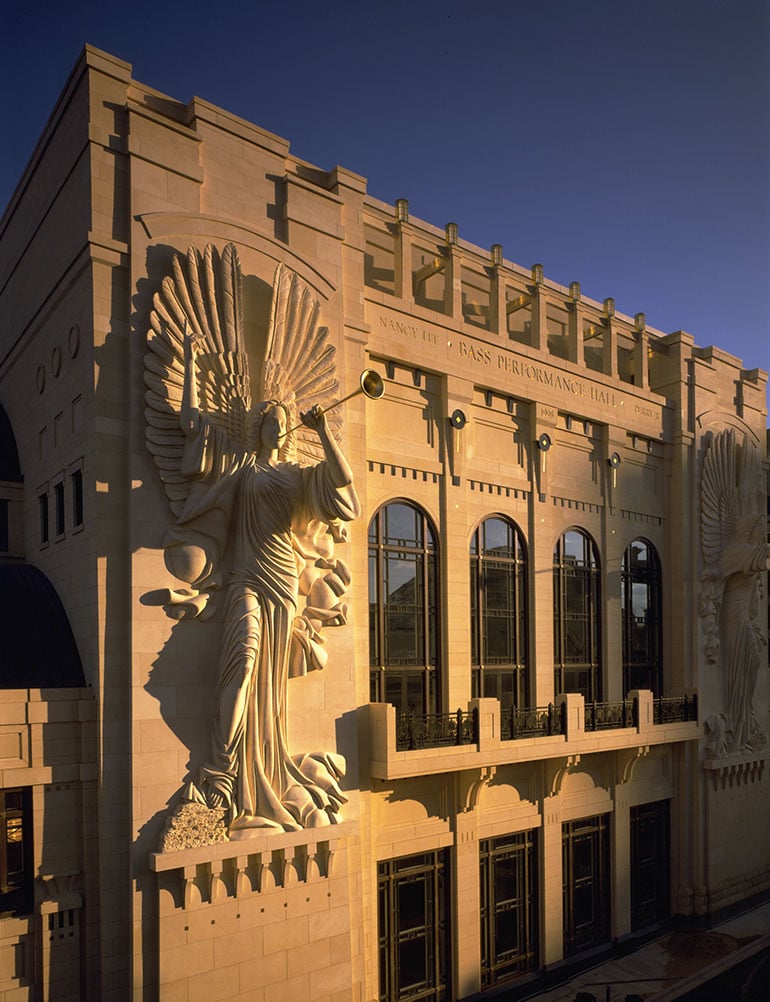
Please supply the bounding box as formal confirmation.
[378,850,450,1002]
[54,481,65,536]
[562,815,610,956]
[0,498,8,552]
[631,800,670,930]
[1,788,33,916]
[480,831,538,987]
[71,469,83,528]
[39,492,49,544]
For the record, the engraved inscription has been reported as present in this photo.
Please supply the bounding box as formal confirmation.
[370,307,653,418]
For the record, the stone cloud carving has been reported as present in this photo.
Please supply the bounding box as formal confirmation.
[700,428,768,755]
[145,244,360,834]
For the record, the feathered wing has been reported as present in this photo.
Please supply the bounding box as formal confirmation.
[259,264,340,465]
[701,429,740,576]
[699,428,765,664]
[145,243,251,515]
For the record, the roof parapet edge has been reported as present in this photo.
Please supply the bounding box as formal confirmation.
[186,97,290,157]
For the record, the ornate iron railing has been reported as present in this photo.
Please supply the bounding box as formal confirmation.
[396,708,478,751]
[653,693,698,724]
[501,703,565,741]
[584,700,636,731]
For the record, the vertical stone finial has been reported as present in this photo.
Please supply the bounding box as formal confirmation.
[490,243,503,267]
[634,312,646,332]
[569,281,581,302]
[603,297,615,318]
[445,222,458,245]
[395,198,409,223]
[531,263,544,285]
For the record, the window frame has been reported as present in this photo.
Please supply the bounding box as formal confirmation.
[38,485,50,547]
[553,528,602,701]
[377,849,450,1002]
[630,799,671,931]
[562,813,611,956]
[480,829,538,986]
[1,787,33,916]
[53,477,65,538]
[369,500,440,715]
[470,515,529,709]
[622,538,663,696]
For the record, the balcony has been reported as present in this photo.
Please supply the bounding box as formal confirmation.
[369,690,699,780]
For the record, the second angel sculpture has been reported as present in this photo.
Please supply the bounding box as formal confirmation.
[145,244,360,832]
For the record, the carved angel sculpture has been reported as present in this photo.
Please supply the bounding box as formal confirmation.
[145,244,360,832]
[700,429,768,754]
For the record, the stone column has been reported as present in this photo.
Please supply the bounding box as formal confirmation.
[602,298,618,378]
[443,223,462,320]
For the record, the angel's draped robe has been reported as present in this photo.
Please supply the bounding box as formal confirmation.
[719,537,767,752]
[168,417,359,830]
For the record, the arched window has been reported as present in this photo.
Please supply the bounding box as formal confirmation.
[369,501,439,715]
[622,539,662,695]
[553,528,601,701]
[470,516,528,709]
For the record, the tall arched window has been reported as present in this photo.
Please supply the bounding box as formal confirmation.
[553,528,601,701]
[369,501,439,715]
[622,539,662,695]
[470,516,528,709]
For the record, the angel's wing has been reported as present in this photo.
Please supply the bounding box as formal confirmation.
[259,264,340,465]
[144,243,250,515]
[701,429,741,575]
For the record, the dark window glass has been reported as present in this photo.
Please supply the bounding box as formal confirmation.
[480,830,538,986]
[71,469,83,527]
[1,788,33,915]
[39,493,49,544]
[369,502,439,714]
[0,499,7,551]
[622,540,662,695]
[553,529,601,700]
[471,517,528,709]
[562,815,610,955]
[631,800,670,930]
[378,850,450,1002]
[54,481,65,535]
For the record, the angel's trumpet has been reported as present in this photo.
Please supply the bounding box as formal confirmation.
[286,369,384,434]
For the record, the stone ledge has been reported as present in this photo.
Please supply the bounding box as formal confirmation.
[150,818,358,871]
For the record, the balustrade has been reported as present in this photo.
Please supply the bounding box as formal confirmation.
[584,700,636,732]
[501,703,565,741]
[395,707,478,751]
[653,693,698,724]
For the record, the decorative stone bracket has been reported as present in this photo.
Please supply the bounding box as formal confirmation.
[703,750,768,790]
[150,821,356,909]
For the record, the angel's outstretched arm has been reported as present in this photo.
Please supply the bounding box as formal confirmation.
[300,406,353,488]
[181,329,201,439]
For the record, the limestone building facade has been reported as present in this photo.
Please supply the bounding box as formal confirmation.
[0,46,768,1002]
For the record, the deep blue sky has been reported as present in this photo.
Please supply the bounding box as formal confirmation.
[1,0,768,410]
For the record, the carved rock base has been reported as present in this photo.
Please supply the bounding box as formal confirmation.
[158,802,228,852]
